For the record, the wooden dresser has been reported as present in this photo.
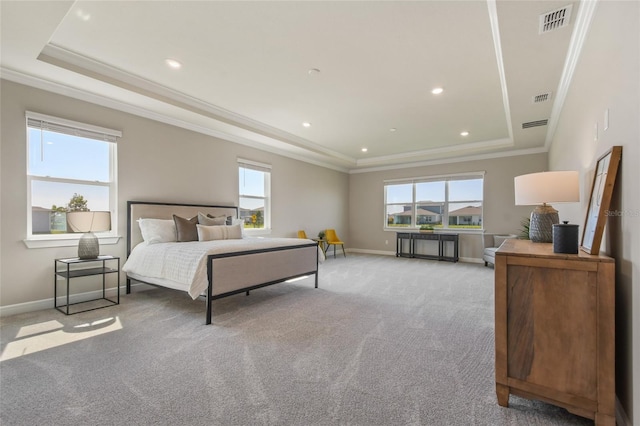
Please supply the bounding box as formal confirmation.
[494,239,615,425]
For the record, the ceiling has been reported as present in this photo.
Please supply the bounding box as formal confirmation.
[1,1,594,172]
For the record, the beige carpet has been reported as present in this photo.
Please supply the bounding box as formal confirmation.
[0,254,592,425]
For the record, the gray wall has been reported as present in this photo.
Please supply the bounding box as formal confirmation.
[348,153,548,259]
[548,1,639,422]
[0,80,349,307]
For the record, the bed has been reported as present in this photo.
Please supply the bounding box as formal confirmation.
[122,201,320,324]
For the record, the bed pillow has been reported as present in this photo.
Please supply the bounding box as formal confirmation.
[138,218,176,244]
[197,224,243,241]
[197,212,226,226]
[226,223,243,239]
[173,214,198,242]
[231,218,245,237]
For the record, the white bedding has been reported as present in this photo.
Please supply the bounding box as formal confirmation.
[123,238,322,299]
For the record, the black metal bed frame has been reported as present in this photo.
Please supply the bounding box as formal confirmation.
[204,243,319,325]
[124,200,320,325]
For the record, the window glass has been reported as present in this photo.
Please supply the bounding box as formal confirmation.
[27,114,117,238]
[385,184,412,204]
[416,181,445,202]
[416,203,444,227]
[384,176,483,230]
[386,204,411,227]
[449,178,483,202]
[238,161,271,230]
[238,167,265,198]
[28,129,110,182]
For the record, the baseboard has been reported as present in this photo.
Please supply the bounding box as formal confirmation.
[616,396,632,426]
[346,249,485,265]
[346,248,396,256]
[0,286,125,318]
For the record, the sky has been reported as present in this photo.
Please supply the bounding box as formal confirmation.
[29,128,268,214]
[386,179,483,203]
[28,128,110,211]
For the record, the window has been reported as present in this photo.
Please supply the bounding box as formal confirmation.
[238,159,271,232]
[26,112,120,244]
[384,174,484,230]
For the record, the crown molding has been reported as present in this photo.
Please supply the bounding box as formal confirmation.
[349,146,548,174]
[486,0,514,142]
[545,0,599,148]
[38,44,355,164]
[0,67,351,173]
[354,137,513,167]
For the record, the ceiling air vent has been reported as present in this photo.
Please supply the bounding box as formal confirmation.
[539,5,573,34]
[533,92,552,103]
[522,119,549,129]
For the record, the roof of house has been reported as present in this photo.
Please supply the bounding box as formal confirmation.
[393,208,439,217]
[449,206,482,216]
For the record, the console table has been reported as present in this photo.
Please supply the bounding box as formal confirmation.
[395,232,459,262]
[495,239,615,425]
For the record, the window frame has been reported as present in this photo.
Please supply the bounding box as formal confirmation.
[238,158,271,235]
[384,172,484,231]
[24,112,121,248]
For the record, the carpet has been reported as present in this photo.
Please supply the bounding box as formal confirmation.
[0,254,592,425]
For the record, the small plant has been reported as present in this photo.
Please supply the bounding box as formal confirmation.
[317,230,326,239]
[419,224,434,231]
[519,217,531,240]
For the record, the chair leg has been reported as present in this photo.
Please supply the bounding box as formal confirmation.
[342,244,346,257]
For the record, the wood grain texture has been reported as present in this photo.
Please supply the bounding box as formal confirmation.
[494,240,614,425]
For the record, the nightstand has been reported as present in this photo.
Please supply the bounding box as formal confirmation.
[54,255,120,315]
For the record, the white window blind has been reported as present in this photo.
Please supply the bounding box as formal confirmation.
[26,112,121,143]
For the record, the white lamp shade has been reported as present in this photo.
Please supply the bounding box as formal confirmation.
[66,211,111,233]
[514,171,579,206]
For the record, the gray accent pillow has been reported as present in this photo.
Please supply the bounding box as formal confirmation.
[198,212,227,226]
[173,214,198,242]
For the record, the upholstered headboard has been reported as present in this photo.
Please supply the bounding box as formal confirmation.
[127,201,239,254]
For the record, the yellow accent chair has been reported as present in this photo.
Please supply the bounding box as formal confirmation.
[324,229,346,258]
[297,230,308,239]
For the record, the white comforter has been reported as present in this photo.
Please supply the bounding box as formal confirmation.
[122,238,321,299]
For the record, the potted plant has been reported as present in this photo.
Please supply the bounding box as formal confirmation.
[519,217,530,240]
[419,224,434,233]
[317,230,326,240]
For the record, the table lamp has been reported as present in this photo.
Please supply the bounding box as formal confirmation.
[514,171,579,243]
[66,211,112,259]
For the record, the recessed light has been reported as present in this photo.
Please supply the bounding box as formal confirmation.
[361,148,368,152]
[389,128,397,132]
[460,131,469,136]
[302,122,311,128]
[431,87,444,95]
[165,59,182,69]
[308,68,320,75]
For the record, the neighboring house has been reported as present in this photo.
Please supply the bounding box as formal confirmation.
[390,208,440,225]
[31,206,52,234]
[239,207,265,226]
[32,207,67,234]
[449,205,482,226]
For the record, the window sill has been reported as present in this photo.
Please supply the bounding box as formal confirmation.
[23,235,121,249]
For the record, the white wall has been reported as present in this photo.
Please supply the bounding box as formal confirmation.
[548,1,639,423]
[0,80,349,309]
